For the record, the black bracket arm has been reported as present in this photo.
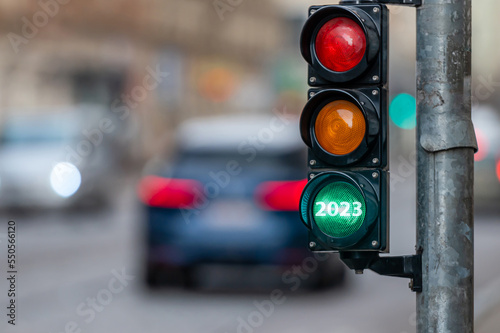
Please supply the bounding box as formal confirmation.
[369,254,422,292]
[340,0,421,7]
[340,252,422,292]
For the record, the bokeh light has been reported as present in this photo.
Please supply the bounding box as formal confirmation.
[50,162,82,198]
[389,93,416,129]
[475,129,489,162]
[496,160,500,183]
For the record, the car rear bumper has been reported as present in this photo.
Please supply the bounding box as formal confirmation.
[148,244,311,267]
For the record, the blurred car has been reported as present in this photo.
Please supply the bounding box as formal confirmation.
[473,105,500,211]
[138,115,345,289]
[0,107,117,210]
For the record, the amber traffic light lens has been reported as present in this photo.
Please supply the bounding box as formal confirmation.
[315,100,366,155]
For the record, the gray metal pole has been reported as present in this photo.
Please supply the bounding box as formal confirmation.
[416,0,476,332]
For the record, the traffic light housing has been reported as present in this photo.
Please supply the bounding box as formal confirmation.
[299,3,389,254]
[300,87,388,168]
[301,170,388,251]
[300,4,388,86]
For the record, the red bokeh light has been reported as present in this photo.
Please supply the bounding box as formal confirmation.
[474,130,489,162]
[496,160,500,183]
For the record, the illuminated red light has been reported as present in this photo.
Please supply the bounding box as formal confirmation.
[138,176,203,208]
[315,17,366,72]
[255,180,308,211]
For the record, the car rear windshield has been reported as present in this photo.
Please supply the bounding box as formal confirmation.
[169,150,306,198]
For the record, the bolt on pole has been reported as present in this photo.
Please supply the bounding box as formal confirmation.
[416,0,476,332]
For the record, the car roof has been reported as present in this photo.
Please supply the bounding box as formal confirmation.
[176,114,302,154]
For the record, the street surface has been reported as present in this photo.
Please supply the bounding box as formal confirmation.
[0,172,499,333]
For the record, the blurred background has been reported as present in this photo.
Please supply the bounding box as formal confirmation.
[0,0,499,332]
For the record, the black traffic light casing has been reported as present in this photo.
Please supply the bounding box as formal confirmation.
[299,3,390,254]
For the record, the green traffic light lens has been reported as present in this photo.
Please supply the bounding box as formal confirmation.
[312,181,366,238]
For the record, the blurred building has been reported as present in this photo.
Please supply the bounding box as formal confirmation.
[0,0,286,158]
[1,0,497,160]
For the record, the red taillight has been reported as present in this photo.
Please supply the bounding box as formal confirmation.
[315,17,366,72]
[496,160,500,183]
[138,176,202,209]
[255,180,308,212]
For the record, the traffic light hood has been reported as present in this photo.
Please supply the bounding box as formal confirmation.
[300,5,381,83]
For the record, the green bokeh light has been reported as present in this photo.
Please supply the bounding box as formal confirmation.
[389,93,416,129]
[313,182,366,238]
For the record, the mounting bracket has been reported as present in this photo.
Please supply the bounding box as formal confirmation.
[340,251,422,292]
[340,0,421,7]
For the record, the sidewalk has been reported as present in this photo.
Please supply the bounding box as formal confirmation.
[476,303,500,333]
[475,275,500,333]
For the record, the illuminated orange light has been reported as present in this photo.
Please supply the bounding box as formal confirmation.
[315,100,366,156]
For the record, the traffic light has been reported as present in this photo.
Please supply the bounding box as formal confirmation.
[299,3,389,254]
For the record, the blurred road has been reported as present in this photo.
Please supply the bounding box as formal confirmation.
[0,173,499,333]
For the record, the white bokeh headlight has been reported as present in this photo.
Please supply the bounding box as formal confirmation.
[50,162,81,198]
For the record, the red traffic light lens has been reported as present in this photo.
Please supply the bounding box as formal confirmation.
[315,17,366,72]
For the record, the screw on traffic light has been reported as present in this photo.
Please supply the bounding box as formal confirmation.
[298,1,422,292]
[299,2,389,254]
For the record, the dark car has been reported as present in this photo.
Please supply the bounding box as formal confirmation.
[138,115,345,289]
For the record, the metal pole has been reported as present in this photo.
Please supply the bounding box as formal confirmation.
[416,0,476,332]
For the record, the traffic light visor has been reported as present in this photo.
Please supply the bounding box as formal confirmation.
[313,181,366,238]
[315,100,366,156]
[315,17,366,72]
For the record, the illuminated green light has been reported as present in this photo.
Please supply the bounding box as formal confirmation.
[312,182,366,238]
[389,93,416,129]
